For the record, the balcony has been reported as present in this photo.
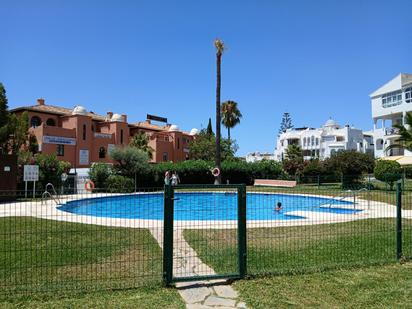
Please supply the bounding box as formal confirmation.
[384,127,400,136]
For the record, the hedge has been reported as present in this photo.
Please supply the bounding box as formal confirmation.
[91,159,286,189]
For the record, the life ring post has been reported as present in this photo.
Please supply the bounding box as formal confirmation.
[212,167,221,178]
[85,180,95,192]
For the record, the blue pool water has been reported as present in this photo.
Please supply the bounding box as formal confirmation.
[58,192,361,221]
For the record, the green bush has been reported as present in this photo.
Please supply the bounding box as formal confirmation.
[20,153,70,189]
[323,150,375,188]
[107,175,134,193]
[374,160,402,190]
[146,159,285,186]
[88,163,112,190]
[110,146,150,178]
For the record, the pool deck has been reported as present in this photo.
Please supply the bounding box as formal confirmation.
[0,191,411,229]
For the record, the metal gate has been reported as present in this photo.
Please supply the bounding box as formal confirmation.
[163,184,247,285]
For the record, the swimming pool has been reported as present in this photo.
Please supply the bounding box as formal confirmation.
[58,192,361,221]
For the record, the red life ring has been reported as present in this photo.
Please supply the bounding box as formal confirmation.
[211,167,220,177]
[85,180,95,192]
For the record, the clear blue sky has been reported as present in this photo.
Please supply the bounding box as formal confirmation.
[1,0,411,156]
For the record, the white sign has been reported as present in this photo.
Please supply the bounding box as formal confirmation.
[94,133,112,139]
[107,144,116,154]
[79,149,89,165]
[43,135,76,145]
[24,165,39,182]
[4,166,10,172]
[61,173,68,181]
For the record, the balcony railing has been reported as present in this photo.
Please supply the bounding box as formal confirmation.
[384,127,400,136]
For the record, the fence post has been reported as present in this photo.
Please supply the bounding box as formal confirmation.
[396,182,402,260]
[163,184,174,285]
[237,184,247,279]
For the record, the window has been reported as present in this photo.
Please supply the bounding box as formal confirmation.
[120,129,124,144]
[177,138,180,149]
[163,152,168,162]
[336,136,344,142]
[405,87,412,103]
[56,144,64,156]
[376,138,384,150]
[316,138,319,146]
[99,147,106,158]
[303,138,306,146]
[82,124,86,140]
[382,90,402,108]
[30,116,41,128]
[311,136,314,146]
[46,118,56,126]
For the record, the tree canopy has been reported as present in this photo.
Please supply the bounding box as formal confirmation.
[129,132,154,159]
[0,83,9,152]
[385,112,412,154]
[188,129,237,162]
[206,118,214,137]
[279,112,293,135]
[374,160,402,190]
[109,146,150,178]
[221,100,242,141]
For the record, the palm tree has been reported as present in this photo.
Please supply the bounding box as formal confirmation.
[214,39,225,184]
[129,132,154,159]
[385,112,412,156]
[221,100,242,142]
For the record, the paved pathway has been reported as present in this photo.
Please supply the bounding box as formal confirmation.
[150,228,247,309]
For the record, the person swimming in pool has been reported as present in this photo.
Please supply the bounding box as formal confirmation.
[275,202,282,212]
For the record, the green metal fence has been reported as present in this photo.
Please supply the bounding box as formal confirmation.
[163,184,247,285]
[0,181,410,300]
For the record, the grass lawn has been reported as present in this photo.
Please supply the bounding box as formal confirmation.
[0,217,167,302]
[248,184,412,210]
[184,219,412,276]
[233,263,412,309]
[0,287,184,309]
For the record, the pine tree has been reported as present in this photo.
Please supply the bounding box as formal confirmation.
[206,118,214,137]
[279,112,293,135]
[0,83,9,128]
[0,83,10,153]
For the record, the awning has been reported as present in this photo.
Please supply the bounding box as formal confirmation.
[381,156,412,166]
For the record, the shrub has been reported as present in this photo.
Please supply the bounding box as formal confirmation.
[374,160,402,190]
[323,150,375,188]
[88,163,112,190]
[34,153,71,189]
[110,146,150,180]
[151,160,213,185]
[142,159,285,187]
[138,160,287,187]
[107,175,134,193]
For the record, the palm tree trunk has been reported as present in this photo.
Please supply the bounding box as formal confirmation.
[228,127,231,143]
[215,52,222,184]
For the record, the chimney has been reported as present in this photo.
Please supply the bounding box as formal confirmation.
[37,98,45,106]
[122,114,127,123]
[106,111,113,120]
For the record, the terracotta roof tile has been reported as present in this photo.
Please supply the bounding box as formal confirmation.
[11,104,107,121]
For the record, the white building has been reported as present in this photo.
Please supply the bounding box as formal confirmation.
[245,152,275,163]
[275,119,373,161]
[370,73,412,158]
